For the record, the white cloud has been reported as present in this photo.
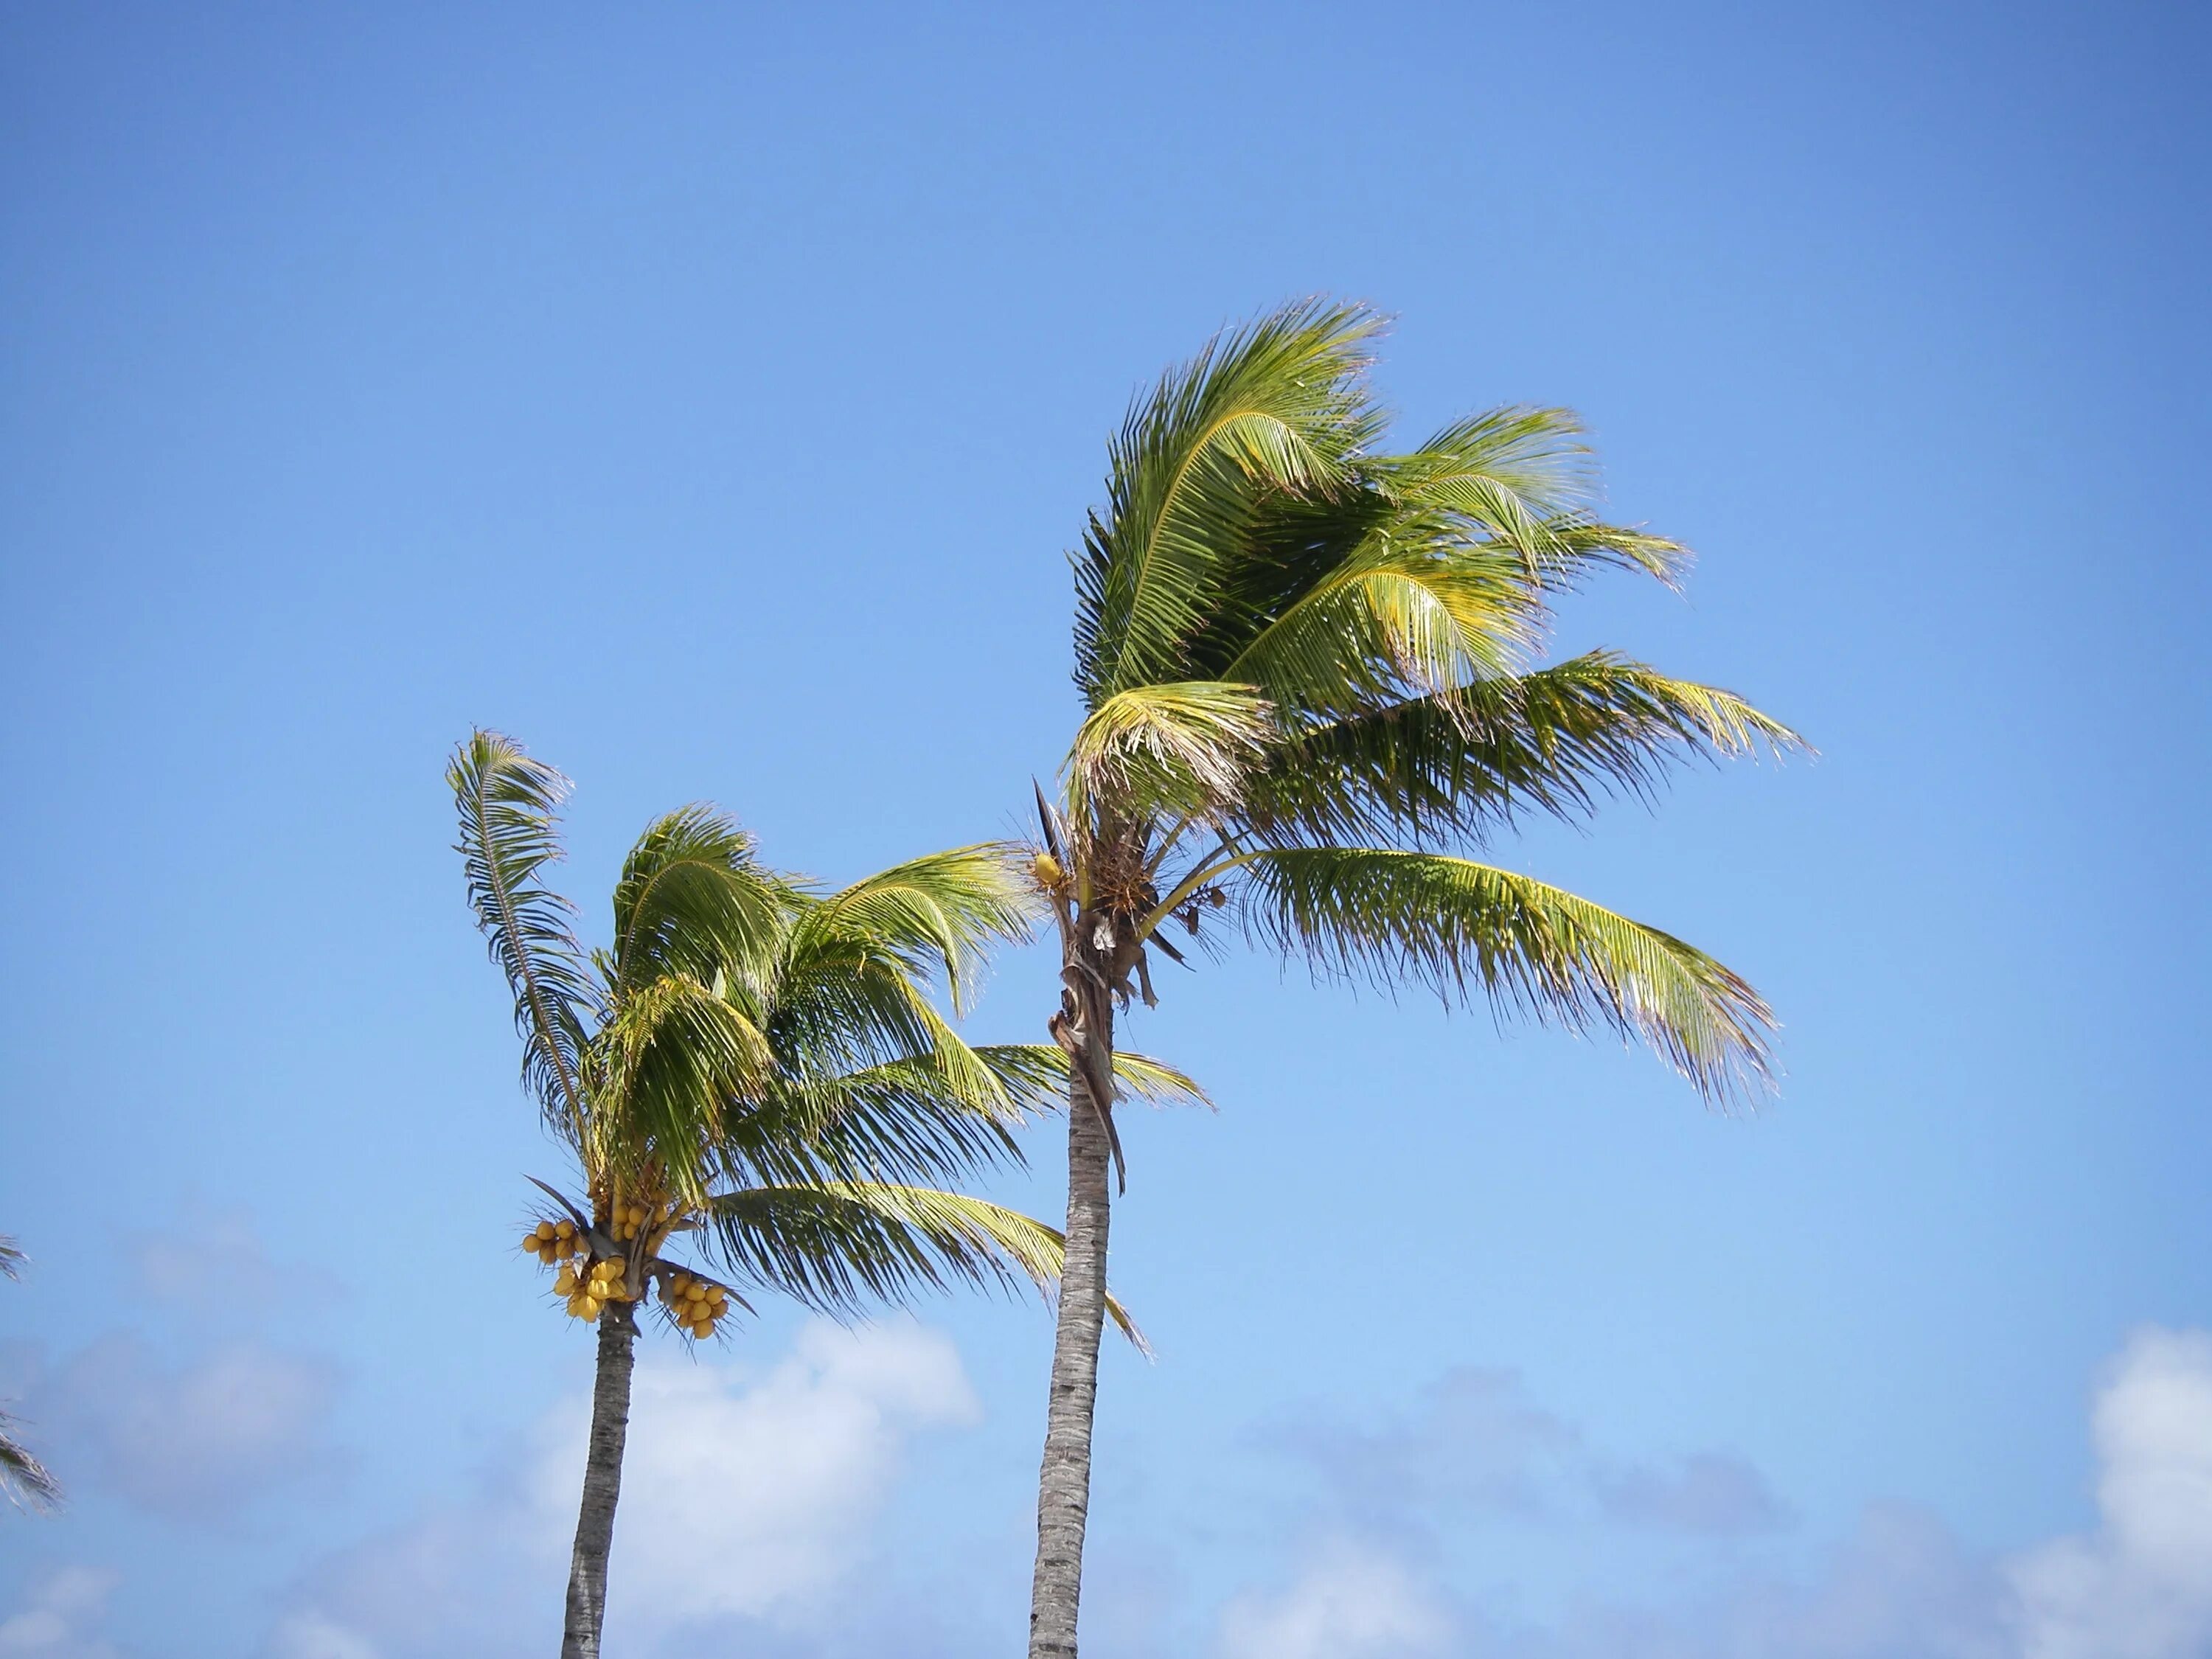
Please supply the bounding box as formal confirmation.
[273,1318,980,1659]
[35,1335,341,1520]
[602,1317,978,1624]
[0,1566,124,1659]
[1217,1538,1454,1659]
[2011,1326,2212,1659]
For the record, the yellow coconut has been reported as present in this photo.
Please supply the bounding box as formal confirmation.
[535,1220,557,1241]
[554,1219,575,1239]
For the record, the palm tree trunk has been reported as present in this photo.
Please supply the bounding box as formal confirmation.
[562,1296,638,1659]
[1029,999,1114,1659]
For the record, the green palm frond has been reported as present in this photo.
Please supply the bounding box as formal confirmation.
[1223,529,1538,717]
[1237,848,1775,1104]
[706,1182,1143,1346]
[1522,515,1691,591]
[611,807,796,998]
[1377,406,1601,564]
[1243,653,1803,847]
[969,1045,1213,1112]
[1077,299,1385,706]
[791,845,1037,1018]
[0,1237,21,1280]
[1068,682,1275,828]
[732,1046,1026,1192]
[449,731,598,1142]
[595,973,774,1196]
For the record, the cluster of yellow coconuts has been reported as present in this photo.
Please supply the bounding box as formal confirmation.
[521,1217,586,1263]
[608,1198,671,1243]
[549,1255,633,1320]
[659,1271,729,1339]
[520,1210,730,1338]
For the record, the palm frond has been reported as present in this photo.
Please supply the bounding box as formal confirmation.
[1077,299,1385,706]
[0,1238,58,1511]
[729,1044,1028,1192]
[0,1415,59,1512]
[791,845,1037,1018]
[1377,406,1601,562]
[1067,681,1275,829]
[968,1044,1213,1112]
[1242,653,1804,847]
[611,806,796,999]
[1524,515,1691,590]
[1238,847,1775,1104]
[1223,529,1538,718]
[449,731,597,1141]
[706,1182,1143,1346]
[595,973,774,1196]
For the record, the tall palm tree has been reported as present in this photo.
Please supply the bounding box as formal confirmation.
[451,732,1192,1659]
[0,1236,60,1513]
[1021,300,1802,1657]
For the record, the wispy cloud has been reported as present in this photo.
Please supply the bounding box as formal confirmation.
[1590,1450,1790,1536]
[1,1209,347,1527]
[1264,1366,1580,1528]
[126,1206,327,1317]
[1265,1363,1781,1537]
[27,1334,343,1523]
[0,1565,124,1659]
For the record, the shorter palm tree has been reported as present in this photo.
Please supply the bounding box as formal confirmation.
[0,1237,60,1512]
[452,732,1192,1659]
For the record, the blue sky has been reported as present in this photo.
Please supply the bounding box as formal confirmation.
[2,4,2207,1655]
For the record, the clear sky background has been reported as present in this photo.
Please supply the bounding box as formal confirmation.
[2,4,2207,1657]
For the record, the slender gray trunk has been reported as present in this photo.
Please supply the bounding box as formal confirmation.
[562,1296,637,1659]
[1029,997,1114,1659]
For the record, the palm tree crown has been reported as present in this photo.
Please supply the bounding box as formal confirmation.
[1046,298,1800,1112]
[452,728,1186,1344]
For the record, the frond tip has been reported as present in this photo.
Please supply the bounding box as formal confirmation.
[1240,848,1777,1105]
[448,730,598,1141]
[0,1418,60,1512]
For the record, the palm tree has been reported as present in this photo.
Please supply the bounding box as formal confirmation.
[451,732,1193,1659]
[0,1236,60,1512]
[1020,300,1803,1657]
